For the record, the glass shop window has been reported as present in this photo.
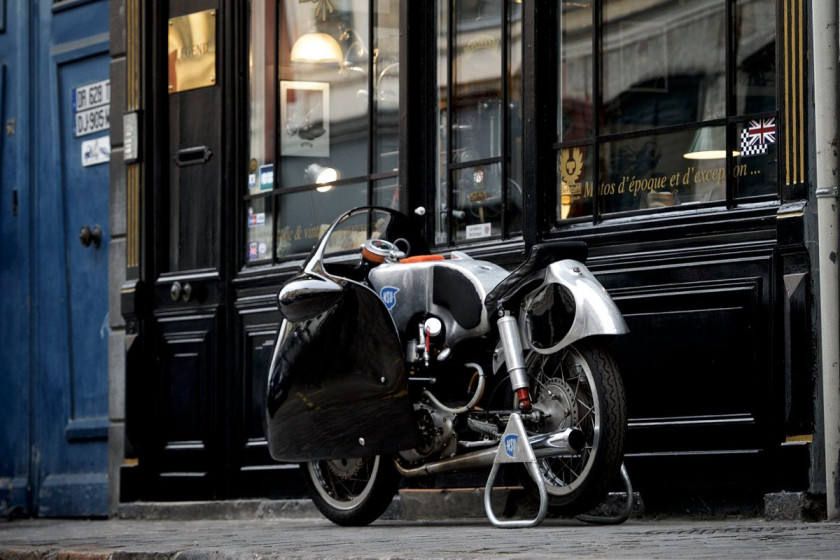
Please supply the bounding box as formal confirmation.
[245,0,402,264]
[555,0,777,224]
[434,0,524,246]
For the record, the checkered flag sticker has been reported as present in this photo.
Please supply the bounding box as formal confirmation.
[740,118,776,158]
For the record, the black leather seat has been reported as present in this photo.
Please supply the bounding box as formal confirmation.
[484,240,588,316]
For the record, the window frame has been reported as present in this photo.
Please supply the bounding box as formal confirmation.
[242,0,403,268]
[433,0,525,249]
[542,0,782,234]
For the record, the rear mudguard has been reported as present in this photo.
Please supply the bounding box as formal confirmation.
[265,277,420,462]
[493,259,628,372]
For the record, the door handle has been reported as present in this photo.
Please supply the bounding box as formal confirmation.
[181,282,193,302]
[169,281,194,303]
[79,225,102,248]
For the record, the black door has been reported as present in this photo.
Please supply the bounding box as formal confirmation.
[141,0,227,500]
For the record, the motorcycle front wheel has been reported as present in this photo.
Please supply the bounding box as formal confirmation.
[301,455,400,526]
[519,339,627,516]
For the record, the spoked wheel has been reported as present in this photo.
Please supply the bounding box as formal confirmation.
[301,455,400,526]
[521,340,626,516]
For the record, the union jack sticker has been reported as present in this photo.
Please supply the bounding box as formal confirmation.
[740,118,776,157]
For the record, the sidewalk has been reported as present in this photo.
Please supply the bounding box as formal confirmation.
[2,514,840,559]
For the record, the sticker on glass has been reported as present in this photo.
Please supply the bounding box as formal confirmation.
[740,118,776,157]
[259,164,274,190]
[465,223,492,240]
[248,208,265,228]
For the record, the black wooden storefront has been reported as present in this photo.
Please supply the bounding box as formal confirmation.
[119,0,814,502]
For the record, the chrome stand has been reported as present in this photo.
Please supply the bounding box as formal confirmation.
[576,463,634,525]
[484,413,548,528]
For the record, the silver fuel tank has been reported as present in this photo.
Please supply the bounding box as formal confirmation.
[368,252,510,346]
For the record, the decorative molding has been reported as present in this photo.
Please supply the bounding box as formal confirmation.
[782,0,807,191]
[126,0,140,269]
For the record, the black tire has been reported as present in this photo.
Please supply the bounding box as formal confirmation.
[519,340,626,516]
[301,455,400,526]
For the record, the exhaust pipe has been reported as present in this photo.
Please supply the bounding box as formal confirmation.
[395,427,585,477]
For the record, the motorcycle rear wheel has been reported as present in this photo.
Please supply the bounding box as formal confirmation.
[519,339,626,516]
[301,455,400,526]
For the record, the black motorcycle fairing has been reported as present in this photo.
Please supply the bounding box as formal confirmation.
[277,274,345,323]
[266,279,420,462]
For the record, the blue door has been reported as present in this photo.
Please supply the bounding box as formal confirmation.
[0,0,111,517]
[0,0,33,518]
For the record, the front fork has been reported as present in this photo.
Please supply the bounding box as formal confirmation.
[496,313,532,410]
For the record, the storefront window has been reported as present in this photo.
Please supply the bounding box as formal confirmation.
[602,0,727,135]
[245,0,401,264]
[558,1,594,143]
[554,0,777,224]
[435,0,523,246]
[275,182,367,256]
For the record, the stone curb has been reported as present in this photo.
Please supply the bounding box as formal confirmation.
[112,490,821,523]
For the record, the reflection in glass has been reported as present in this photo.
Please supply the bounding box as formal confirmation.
[373,177,402,212]
[275,183,366,257]
[245,196,273,263]
[600,130,726,214]
[436,0,520,245]
[733,119,777,199]
[735,0,776,114]
[248,0,275,194]
[373,0,400,174]
[601,0,726,134]
[557,0,593,142]
[453,0,503,162]
[435,3,449,246]
[453,163,502,242]
[508,1,523,237]
[557,146,593,220]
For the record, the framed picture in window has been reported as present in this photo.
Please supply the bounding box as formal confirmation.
[280,81,330,157]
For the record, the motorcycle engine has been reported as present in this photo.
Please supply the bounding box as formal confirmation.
[399,403,457,463]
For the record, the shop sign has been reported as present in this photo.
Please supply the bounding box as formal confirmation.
[168,10,217,94]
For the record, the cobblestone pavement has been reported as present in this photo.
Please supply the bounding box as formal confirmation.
[1,517,840,559]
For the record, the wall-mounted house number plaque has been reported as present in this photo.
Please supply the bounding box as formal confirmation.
[168,9,217,94]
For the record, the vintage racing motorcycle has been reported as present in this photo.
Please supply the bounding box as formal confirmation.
[266,207,630,528]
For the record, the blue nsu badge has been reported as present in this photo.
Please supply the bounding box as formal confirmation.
[504,434,518,458]
[379,286,400,310]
